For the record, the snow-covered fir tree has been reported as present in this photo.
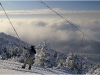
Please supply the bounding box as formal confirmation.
[65,53,83,74]
[0,33,29,60]
[56,53,67,68]
[34,40,53,68]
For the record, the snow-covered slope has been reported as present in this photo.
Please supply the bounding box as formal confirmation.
[0,59,73,74]
[0,32,100,74]
[0,32,30,60]
[0,32,74,74]
[0,32,27,46]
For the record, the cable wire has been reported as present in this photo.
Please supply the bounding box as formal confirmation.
[80,34,84,53]
[37,0,100,46]
[0,3,20,40]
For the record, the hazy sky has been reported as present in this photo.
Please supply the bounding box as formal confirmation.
[0,1,100,54]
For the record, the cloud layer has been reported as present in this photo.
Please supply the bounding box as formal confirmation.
[0,8,100,54]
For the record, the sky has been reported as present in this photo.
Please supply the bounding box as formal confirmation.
[0,1,100,54]
[0,1,100,10]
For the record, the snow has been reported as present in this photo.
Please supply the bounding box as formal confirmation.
[0,59,73,74]
[0,33,100,74]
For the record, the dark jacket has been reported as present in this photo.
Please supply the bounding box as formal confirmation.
[30,47,36,55]
[24,46,36,57]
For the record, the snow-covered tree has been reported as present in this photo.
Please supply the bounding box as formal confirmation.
[56,53,67,68]
[34,40,53,68]
[65,53,83,74]
[0,33,29,60]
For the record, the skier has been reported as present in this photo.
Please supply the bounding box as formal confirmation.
[22,45,36,70]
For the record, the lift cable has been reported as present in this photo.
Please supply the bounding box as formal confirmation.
[37,0,100,46]
[0,3,20,40]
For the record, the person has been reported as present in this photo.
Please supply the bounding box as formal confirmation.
[22,45,36,70]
